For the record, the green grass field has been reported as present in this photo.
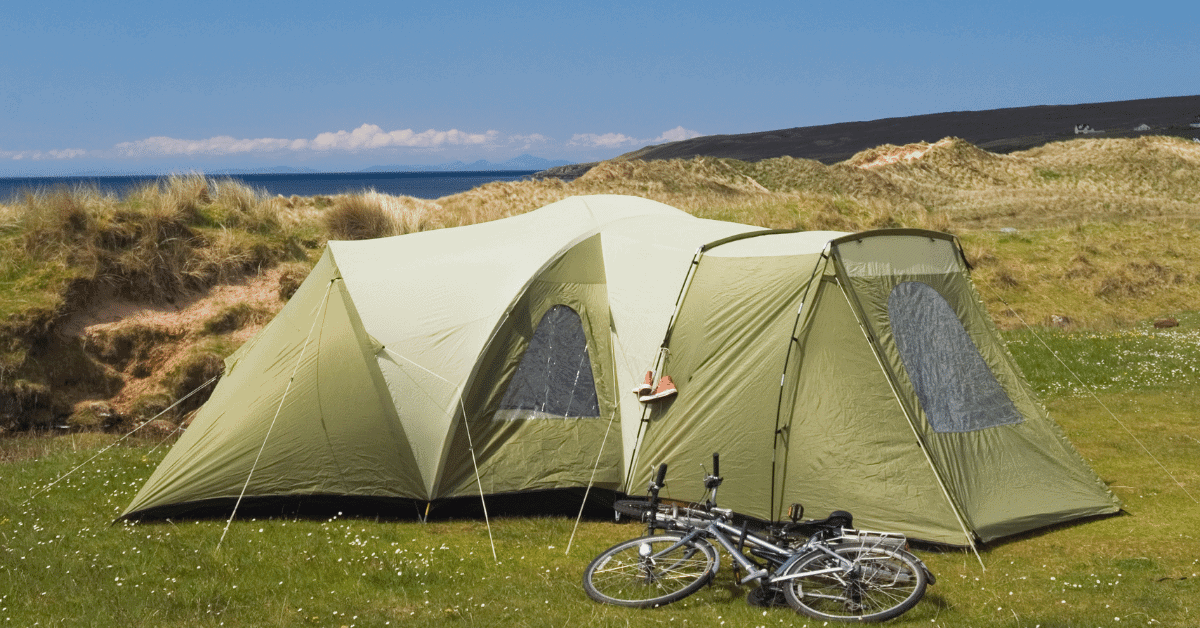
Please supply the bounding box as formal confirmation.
[3,322,1198,627]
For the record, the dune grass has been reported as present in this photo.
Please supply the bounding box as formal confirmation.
[0,175,307,338]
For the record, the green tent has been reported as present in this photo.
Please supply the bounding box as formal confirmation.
[123,195,1119,545]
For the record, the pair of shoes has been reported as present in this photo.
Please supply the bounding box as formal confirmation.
[639,376,677,402]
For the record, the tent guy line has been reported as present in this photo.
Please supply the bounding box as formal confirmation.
[379,344,501,560]
[376,343,499,559]
[20,372,221,508]
[381,341,614,561]
[218,280,334,550]
[982,287,1198,505]
[565,408,619,556]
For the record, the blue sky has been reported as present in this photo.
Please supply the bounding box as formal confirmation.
[2,0,1196,175]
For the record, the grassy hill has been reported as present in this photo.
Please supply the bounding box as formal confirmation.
[619,93,1200,164]
[2,135,1200,434]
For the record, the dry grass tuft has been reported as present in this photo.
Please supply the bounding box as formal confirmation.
[8,175,304,309]
[362,190,442,235]
[83,324,181,376]
[324,193,396,240]
[275,261,312,301]
[0,175,320,433]
[201,302,271,335]
[165,351,224,417]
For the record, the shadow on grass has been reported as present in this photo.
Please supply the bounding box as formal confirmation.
[121,487,624,524]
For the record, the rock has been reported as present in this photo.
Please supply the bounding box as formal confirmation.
[68,401,116,430]
[1050,314,1072,328]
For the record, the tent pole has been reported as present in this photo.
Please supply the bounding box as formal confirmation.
[626,246,707,493]
[217,279,334,551]
[769,249,832,521]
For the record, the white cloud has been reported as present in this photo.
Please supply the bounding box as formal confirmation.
[4,124,704,167]
[569,127,703,149]
[3,147,87,160]
[308,124,499,151]
[569,132,642,148]
[115,136,295,157]
[113,124,502,157]
[654,126,703,143]
[509,133,549,144]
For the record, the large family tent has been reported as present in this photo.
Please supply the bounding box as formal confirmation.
[122,195,1119,545]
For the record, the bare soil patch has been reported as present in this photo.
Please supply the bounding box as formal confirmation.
[63,266,293,423]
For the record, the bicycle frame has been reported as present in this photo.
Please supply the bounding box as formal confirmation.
[648,509,855,588]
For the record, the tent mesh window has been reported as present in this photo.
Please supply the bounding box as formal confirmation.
[496,305,601,420]
[887,281,1023,433]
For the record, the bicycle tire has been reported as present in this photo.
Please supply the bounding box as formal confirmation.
[780,543,927,622]
[582,534,719,608]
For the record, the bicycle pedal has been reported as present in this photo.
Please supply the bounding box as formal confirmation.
[738,568,768,585]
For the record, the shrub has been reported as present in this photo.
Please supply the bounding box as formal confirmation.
[277,263,311,301]
[166,351,224,416]
[84,325,180,374]
[129,392,174,422]
[323,194,396,240]
[67,401,117,430]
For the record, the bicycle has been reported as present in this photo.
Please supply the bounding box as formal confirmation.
[582,454,933,622]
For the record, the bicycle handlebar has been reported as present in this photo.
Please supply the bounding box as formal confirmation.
[711,452,719,478]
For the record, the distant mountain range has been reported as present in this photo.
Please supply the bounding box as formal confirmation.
[619,94,1200,165]
[358,154,572,173]
[198,154,572,175]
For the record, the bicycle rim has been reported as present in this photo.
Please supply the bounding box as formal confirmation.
[583,534,718,608]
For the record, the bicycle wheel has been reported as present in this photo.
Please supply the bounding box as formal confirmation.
[583,534,719,608]
[780,543,927,622]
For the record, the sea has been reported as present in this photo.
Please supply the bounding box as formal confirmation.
[0,170,541,203]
